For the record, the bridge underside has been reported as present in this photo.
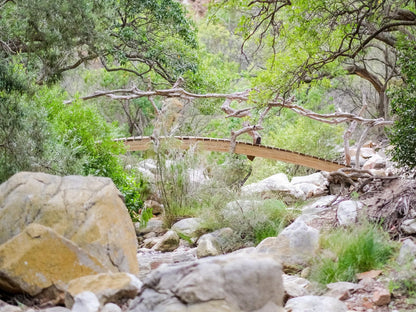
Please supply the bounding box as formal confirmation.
[115,136,346,172]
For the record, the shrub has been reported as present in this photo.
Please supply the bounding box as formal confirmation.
[201,195,299,246]
[153,139,204,228]
[310,221,395,284]
[388,38,416,169]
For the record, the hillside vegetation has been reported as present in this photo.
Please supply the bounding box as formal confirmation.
[0,0,415,219]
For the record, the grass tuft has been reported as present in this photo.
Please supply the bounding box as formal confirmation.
[310,221,395,285]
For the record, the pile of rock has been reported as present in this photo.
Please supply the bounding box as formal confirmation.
[1,165,413,312]
[241,172,328,203]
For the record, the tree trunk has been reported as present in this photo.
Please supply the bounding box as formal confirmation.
[377,90,389,120]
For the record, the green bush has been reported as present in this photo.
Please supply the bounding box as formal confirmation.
[0,62,49,181]
[35,86,150,223]
[230,199,298,245]
[388,39,416,169]
[201,194,299,246]
[310,221,395,284]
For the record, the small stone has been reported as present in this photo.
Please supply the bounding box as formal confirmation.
[101,303,122,312]
[362,154,386,170]
[71,291,100,312]
[283,274,312,298]
[144,200,164,215]
[135,219,165,235]
[358,277,375,289]
[325,282,360,301]
[152,230,180,252]
[356,270,382,280]
[65,273,142,308]
[171,218,203,240]
[362,299,374,310]
[372,288,391,306]
[337,200,362,226]
[397,238,416,264]
[143,237,159,249]
[285,296,348,312]
[0,299,23,312]
[42,308,71,312]
[196,233,221,258]
[401,219,416,234]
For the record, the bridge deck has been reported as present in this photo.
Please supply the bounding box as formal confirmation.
[115,136,346,172]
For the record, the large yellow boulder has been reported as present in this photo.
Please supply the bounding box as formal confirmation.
[0,223,105,295]
[0,172,139,296]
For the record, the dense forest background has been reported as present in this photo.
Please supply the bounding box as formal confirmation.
[1,0,415,219]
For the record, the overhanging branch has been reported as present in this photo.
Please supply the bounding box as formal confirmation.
[66,84,393,164]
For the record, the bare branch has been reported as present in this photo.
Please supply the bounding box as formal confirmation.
[230,124,264,153]
[100,56,152,78]
[148,96,160,116]
[68,84,393,162]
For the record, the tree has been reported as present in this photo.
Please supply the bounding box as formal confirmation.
[218,0,416,119]
[0,0,198,84]
[0,61,49,181]
[388,38,416,169]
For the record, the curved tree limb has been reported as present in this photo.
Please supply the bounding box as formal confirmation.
[67,84,393,163]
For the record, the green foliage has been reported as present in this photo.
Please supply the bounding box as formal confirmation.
[251,199,296,245]
[310,222,395,284]
[388,39,416,169]
[25,85,149,223]
[154,139,203,228]
[388,241,416,299]
[0,0,198,83]
[201,189,299,246]
[0,62,49,181]
[389,267,416,299]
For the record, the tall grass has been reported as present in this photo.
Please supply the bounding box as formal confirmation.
[310,221,395,284]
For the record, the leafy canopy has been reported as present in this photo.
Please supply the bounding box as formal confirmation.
[388,38,416,169]
[0,0,198,83]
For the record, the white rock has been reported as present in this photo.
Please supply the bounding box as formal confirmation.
[196,233,221,258]
[325,281,361,300]
[291,172,328,187]
[152,230,180,252]
[128,253,284,312]
[301,196,336,216]
[101,303,122,312]
[171,218,203,239]
[295,183,326,199]
[196,227,238,258]
[0,300,23,312]
[71,292,100,312]
[362,154,386,170]
[337,200,362,226]
[401,219,416,234]
[138,159,157,174]
[66,273,142,309]
[135,219,165,235]
[282,274,312,298]
[135,167,154,181]
[242,173,306,202]
[397,238,416,264]
[285,295,347,312]
[256,220,320,266]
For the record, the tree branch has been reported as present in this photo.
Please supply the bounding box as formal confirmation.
[67,84,393,163]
